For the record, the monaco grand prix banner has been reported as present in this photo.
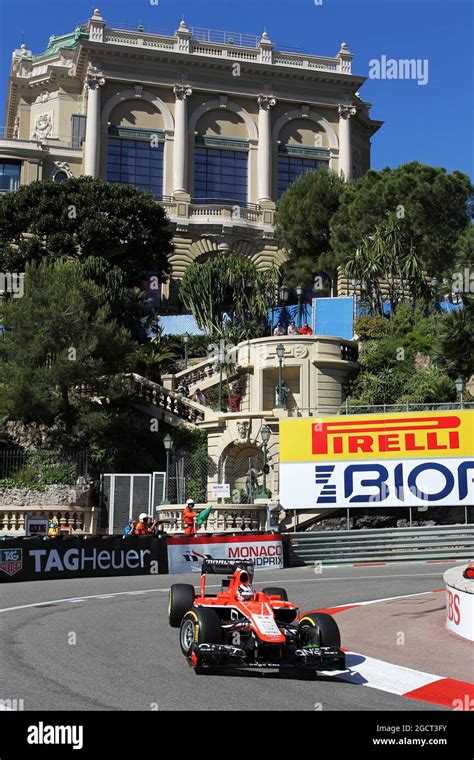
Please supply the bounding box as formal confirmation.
[0,535,167,583]
[167,533,284,573]
[279,411,474,509]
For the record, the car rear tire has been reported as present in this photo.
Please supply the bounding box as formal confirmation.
[262,586,288,601]
[168,584,195,628]
[298,612,341,648]
[179,607,223,657]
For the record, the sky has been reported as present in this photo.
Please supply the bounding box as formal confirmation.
[0,0,472,178]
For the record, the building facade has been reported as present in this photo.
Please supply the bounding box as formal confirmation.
[1,9,382,305]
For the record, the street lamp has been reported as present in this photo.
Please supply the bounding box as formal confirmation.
[279,284,290,304]
[455,377,464,409]
[162,433,173,505]
[183,334,189,369]
[296,284,304,329]
[276,343,286,409]
[260,424,271,496]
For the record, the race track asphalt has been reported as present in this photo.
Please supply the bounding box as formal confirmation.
[0,562,462,711]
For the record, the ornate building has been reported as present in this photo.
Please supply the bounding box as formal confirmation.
[1,9,382,305]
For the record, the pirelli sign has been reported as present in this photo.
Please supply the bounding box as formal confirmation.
[279,411,474,508]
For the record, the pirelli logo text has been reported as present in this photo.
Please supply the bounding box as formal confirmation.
[312,415,460,458]
[278,411,473,464]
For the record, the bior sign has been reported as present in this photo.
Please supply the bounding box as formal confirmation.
[279,411,474,509]
[167,533,283,574]
[29,547,151,573]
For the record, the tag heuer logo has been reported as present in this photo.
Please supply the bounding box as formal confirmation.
[0,548,23,576]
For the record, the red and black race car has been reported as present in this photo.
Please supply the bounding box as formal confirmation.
[168,558,346,673]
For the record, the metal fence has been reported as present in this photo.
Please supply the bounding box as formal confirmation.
[101,472,166,534]
[291,401,474,417]
[0,448,90,481]
[289,524,474,565]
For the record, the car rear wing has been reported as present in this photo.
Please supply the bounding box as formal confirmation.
[201,558,255,576]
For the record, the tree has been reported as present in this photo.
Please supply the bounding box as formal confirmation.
[0,177,173,283]
[330,162,472,278]
[344,215,431,315]
[433,301,474,379]
[343,304,458,408]
[275,168,345,283]
[179,254,276,339]
[0,260,136,429]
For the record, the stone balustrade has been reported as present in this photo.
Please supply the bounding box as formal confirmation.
[130,373,209,423]
[155,505,269,534]
[0,506,97,536]
[98,26,352,75]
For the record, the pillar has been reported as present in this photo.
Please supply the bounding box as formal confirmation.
[173,84,192,198]
[84,65,105,177]
[338,105,356,181]
[257,94,276,204]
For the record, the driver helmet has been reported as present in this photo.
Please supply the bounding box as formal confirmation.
[237,584,255,601]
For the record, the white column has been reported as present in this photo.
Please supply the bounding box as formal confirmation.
[257,95,276,203]
[173,84,192,196]
[338,105,356,181]
[84,66,105,177]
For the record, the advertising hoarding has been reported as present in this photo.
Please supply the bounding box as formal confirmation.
[279,411,474,509]
[167,533,284,573]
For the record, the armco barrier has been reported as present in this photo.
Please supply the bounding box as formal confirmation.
[0,535,168,583]
[288,524,474,566]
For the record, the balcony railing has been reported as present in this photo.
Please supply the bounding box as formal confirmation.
[96,23,351,74]
[290,402,474,417]
[156,505,269,533]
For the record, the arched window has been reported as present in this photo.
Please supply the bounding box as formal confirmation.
[192,109,250,206]
[194,136,248,205]
[53,170,68,182]
[276,119,330,199]
[0,160,21,192]
[277,147,329,199]
[107,126,165,198]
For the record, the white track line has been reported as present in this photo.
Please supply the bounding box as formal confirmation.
[320,652,444,695]
[0,573,447,615]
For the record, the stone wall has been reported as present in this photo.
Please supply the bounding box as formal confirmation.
[0,484,93,508]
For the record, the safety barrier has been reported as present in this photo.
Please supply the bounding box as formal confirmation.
[288,523,474,565]
[0,530,285,582]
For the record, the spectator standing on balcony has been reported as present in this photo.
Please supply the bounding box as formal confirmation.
[123,518,135,536]
[183,499,197,536]
[273,323,284,336]
[300,322,313,335]
[287,321,299,335]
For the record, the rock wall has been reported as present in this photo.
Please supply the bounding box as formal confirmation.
[0,484,93,508]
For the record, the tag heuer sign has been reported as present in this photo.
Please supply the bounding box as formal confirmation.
[0,548,23,576]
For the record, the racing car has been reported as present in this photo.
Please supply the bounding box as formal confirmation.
[168,558,346,673]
